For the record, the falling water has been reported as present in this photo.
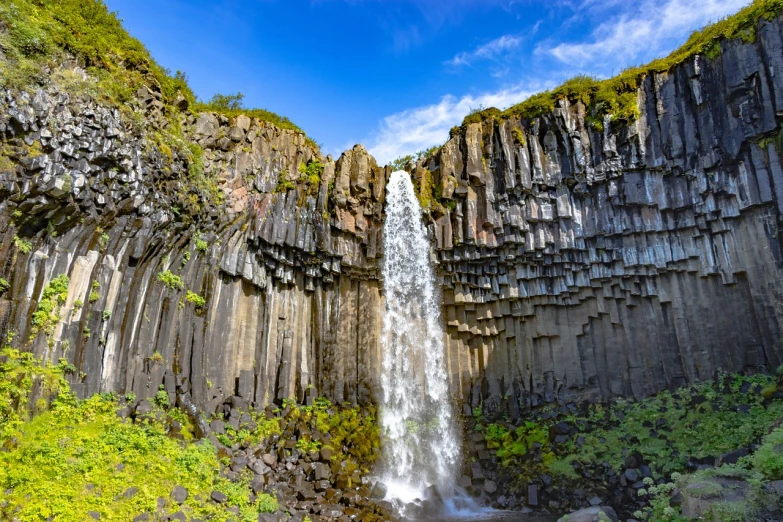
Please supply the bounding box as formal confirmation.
[379,170,460,504]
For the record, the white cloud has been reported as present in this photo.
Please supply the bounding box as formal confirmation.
[540,0,749,67]
[446,34,523,67]
[365,82,545,165]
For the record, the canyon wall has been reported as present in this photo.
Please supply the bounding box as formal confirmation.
[1,16,783,415]
[0,80,389,412]
[428,17,783,414]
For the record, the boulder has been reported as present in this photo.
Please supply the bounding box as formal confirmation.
[557,506,618,522]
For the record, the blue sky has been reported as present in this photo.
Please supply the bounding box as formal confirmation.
[105,0,750,165]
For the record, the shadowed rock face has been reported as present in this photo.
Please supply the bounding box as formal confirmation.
[0,17,782,415]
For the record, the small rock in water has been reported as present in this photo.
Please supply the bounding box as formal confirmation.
[370,481,387,499]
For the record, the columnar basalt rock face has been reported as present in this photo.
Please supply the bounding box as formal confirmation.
[423,18,783,415]
[1,18,783,416]
[0,78,388,412]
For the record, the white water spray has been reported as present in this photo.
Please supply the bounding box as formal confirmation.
[379,171,460,503]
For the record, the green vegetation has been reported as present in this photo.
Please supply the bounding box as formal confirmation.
[29,275,69,340]
[156,270,184,292]
[283,397,380,476]
[298,159,325,186]
[478,371,783,492]
[274,168,296,193]
[185,291,206,309]
[194,234,208,254]
[458,0,783,131]
[743,425,783,479]
[0,347,279,521]
[13,235,32,254]
[0,0,193,104]
[195,93,313,146]
[0,278,9,294]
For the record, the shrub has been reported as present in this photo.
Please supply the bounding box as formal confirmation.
[298,160,324,185]
[12,236,32,254]
[748,427,783,479]
[30,275,69,339]
[185,291,206,309]
[157,270,184,291]
[102,309,111,321]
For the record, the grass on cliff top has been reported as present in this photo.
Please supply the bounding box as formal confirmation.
[461,0,783,129]
[0,0,312,141]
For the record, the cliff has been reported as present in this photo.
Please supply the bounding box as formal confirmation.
[1,2,782,418]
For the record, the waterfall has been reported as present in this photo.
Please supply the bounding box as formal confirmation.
[379,170,460,504]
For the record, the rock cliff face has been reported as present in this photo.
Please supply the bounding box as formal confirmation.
[0,77,389,412]
[1,17,782,416]
[428,17,783,415]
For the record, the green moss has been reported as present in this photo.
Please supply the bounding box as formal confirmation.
[156,270,184,292]
[0,278,9,294]
[30,275,69,340]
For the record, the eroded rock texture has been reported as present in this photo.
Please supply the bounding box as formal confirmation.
[425,19,783,414]
[0,77,388,412]
[1,18,783,415]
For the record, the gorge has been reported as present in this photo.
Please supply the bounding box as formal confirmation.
[2,0,783,520]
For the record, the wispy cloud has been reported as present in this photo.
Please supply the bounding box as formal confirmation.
[365,82,546,165]
[446,34,523,67]
[540,0,749,67]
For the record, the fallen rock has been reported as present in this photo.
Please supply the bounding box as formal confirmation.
[556,506,618,522]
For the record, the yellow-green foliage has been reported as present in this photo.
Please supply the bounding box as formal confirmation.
[462,0,783,129]
[298,160,324,185]
[745,426,783,479]
[287,397,380,474]
[482,421,551,468]
[30,275,69,339]
[13,235,32,254]
[0,346,72,442]
[0,393,278,521]
[185,291,206,309]
[0,278,9,294]
[0,0,194,106]
[194,93,315,148]
[274,169,296,193]
[556,373,783,475]
[156,270,184,291]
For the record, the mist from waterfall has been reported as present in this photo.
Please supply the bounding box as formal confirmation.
[379,170,460,504]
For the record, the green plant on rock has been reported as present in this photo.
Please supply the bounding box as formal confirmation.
[30,275,69,340]
[0,278,9,294]
[150,351,164,364]
[298,159,324,186]
[153,385,170,409]
[274,168,296,193]
[102,309,111,321]
[157,270,184,291]
[12,236,32,254]
[185,291,206,309]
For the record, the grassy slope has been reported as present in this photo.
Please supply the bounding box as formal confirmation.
[460,0,783,130]
[0,0,312,140]
[0,347,379,522]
